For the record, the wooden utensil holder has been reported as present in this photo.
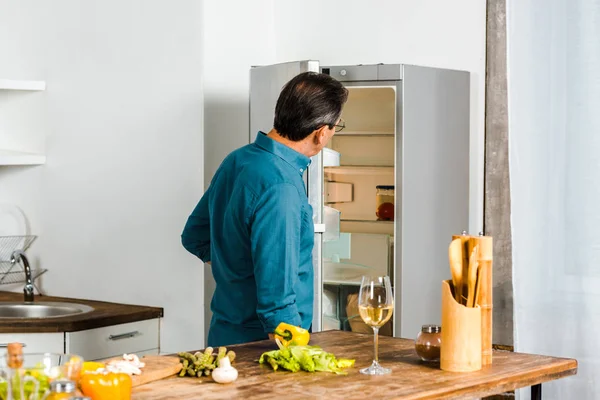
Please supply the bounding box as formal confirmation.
[440,280,482,372]
[451,233,494,367]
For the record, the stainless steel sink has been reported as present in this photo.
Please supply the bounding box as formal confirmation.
[0,302,94,319]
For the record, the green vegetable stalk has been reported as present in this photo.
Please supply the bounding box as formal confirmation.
[177,346,235,379]
[226,350,236,363]
[216,347,227,364]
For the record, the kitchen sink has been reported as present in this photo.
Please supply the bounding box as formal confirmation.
[0,302,94,319]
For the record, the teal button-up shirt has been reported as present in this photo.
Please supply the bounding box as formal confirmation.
[182,132,314,347]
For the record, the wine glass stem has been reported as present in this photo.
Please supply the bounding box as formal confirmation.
[373,327,379,363]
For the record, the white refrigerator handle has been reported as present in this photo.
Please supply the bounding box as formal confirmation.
[314,224,325,233]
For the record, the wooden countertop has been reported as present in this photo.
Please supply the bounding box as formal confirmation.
[0,291,163,333]
[132,330,577,400]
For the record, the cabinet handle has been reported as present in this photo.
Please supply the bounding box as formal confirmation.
[108,331,140,341]
[0,343,26,348]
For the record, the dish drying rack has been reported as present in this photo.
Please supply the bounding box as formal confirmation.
[0,235,46,287]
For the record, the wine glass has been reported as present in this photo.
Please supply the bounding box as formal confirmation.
[358,275,394,375]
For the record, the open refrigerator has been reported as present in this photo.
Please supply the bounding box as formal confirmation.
[250,61,470,339]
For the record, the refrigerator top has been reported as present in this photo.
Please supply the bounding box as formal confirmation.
[320,63,403,82]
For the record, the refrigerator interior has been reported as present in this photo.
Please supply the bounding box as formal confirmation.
[322,85,396,336]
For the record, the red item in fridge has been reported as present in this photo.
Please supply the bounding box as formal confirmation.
[376,202,394,221]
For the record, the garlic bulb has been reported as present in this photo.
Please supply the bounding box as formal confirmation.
[211,356,238,384]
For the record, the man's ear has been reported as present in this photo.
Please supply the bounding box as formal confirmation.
[313,125,330,146]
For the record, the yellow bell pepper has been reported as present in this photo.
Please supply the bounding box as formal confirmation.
[79,371,132,400]
[273,322,310,347]
[81,361,106,374]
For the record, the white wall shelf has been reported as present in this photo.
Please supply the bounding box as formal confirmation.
[325,166,394,176]
[0,149,46,166]
[0,79,46,91]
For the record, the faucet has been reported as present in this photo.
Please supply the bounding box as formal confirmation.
[11,250,34,302]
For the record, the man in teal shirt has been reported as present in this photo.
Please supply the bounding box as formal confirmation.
[182,72,348,346]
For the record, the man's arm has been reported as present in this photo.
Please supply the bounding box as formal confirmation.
[181,188,211,263]
[251,184,303,334]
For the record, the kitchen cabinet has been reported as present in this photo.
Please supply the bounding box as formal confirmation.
[249,61,471,339]
[0,319,160,360]
[67,319,160,361]
[0,333,63,354]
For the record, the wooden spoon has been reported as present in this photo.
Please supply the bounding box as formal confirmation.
[474,258,483,306]
[448,238,464,304]
[466,245,479,308]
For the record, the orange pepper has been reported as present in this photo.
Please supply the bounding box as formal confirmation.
[79,371,132,400]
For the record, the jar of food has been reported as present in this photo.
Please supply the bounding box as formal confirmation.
[43,380,82,400]
[415,325,442,362]
[375,185,395,221]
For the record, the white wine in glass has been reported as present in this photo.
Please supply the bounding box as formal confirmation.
[358,275,394,375]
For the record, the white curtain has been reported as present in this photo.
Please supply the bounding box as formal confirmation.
[508,0,600,398]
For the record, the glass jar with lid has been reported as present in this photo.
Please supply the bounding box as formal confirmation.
[43,380,82,400]
[415,325,442,362]
[375,185,395,221]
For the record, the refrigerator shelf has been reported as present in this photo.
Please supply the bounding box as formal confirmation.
[341,219,394,224]
[323,279,362,286]
[325,166,394,176]
[323,260,374,285]
[334,131,394,137]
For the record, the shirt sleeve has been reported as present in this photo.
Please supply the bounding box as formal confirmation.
[181,187,211,263]
[250,183,303,333]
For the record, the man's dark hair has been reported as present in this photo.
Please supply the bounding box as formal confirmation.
[273,72,349,141]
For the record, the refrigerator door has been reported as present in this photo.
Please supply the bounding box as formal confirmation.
[249,60,325,332]
[398,65,470,339]
[308,144,324,332]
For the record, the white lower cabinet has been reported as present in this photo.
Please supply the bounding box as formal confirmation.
[66,319,160,361]
[1,319,160,361]
[0,333,64,354]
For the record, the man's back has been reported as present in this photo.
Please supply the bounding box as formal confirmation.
[183,70,347,347]
[182,132,315,346]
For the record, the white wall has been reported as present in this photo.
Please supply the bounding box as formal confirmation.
[0,0,204,353]
[202,0,276,340]
[273,0,487,234]
[203,0,276,185]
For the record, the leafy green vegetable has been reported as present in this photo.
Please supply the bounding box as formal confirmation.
[0,367,51,400]
[259,345,355,375]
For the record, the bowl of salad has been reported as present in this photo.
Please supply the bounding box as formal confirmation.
[0,353,83,400]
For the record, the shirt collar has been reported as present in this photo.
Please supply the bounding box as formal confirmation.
[254,132,311,175]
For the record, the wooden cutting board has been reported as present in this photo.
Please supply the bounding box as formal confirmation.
[104,355,182,387]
